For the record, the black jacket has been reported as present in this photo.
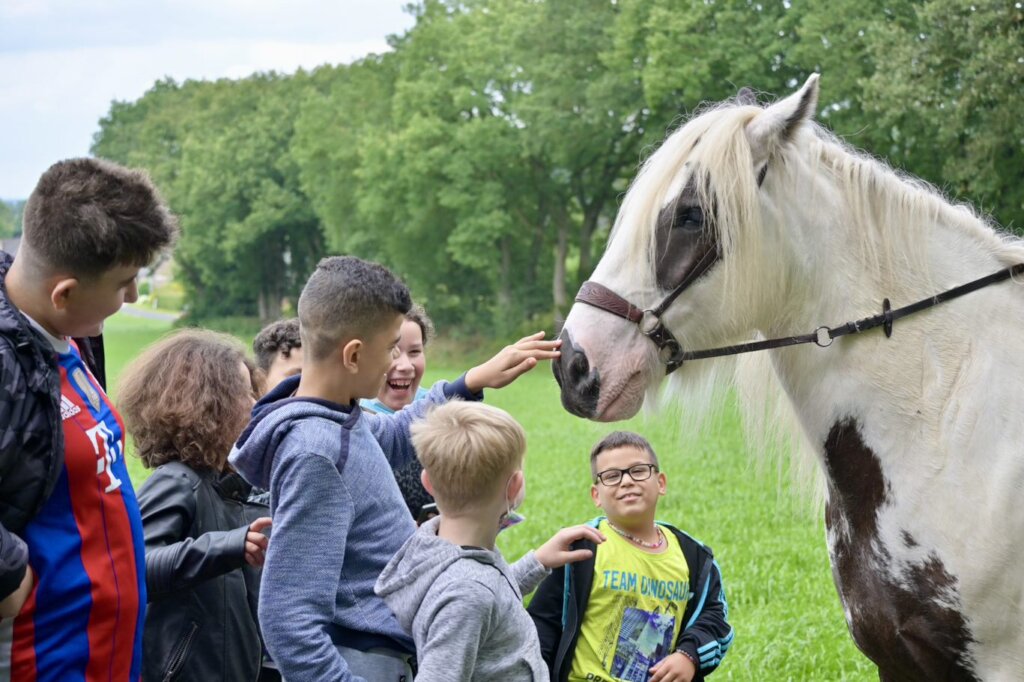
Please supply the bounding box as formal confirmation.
[138,462,269,682]
[0,251,114,600]
[527,519,733,682]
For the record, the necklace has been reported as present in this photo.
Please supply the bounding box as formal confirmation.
[607,521,665,550]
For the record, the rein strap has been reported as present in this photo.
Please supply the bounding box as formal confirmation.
[576,263,1024,374]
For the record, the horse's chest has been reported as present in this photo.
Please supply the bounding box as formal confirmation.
[823,419,978,681]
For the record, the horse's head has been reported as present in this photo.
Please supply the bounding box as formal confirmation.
[555,75,821,420]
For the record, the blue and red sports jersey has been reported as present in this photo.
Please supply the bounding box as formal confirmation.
[8,341,146,682]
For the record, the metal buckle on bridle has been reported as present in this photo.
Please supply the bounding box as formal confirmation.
[639,310,661,335]
[813,326,833,348]
[572,280,691,374]
[639,310,686,372]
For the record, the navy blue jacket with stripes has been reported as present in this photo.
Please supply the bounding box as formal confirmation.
[527,518,733,681]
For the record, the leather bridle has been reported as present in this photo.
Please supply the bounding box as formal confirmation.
[575,262,1024,375]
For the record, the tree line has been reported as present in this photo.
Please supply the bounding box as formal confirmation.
[0,201,25,240]
[90,0,1023,332]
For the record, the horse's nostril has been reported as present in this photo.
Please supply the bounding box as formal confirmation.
[555,330,600,418]
[569,350,589,376]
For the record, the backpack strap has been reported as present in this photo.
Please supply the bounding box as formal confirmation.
[561,516,605,627]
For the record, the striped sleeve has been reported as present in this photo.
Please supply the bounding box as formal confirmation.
[676,558,733,674]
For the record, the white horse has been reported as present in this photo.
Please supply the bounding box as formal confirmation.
[553,74,1024,681]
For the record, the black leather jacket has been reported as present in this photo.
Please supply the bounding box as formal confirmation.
[138,462,269,682]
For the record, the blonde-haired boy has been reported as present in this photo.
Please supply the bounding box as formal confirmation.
[375,401,604,681]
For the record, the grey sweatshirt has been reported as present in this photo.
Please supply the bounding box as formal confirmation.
[375,516,551,681]
[228,374,480,682]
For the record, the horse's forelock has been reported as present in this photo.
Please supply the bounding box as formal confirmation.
[611,104,763,303]
[605,103,827,495]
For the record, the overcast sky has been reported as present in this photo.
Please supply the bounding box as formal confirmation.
[0,0,415,200]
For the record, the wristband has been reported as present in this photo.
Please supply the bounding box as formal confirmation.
[677,649,698,667]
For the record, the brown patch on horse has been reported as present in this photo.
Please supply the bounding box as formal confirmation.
[824,419,978,681]
[653,177,719,291]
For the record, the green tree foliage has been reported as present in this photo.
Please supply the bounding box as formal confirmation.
[861,0,1024,229]
[90,0,1023,328]
[294,0,799,330]
[94,75,325,320]
[0,201,17,239]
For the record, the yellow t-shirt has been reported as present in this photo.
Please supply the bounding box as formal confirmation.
[569,521,690,682]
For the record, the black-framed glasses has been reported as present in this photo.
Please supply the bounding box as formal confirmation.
[594,463,658,486]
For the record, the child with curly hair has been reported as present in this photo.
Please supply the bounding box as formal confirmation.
[119,329,275,682]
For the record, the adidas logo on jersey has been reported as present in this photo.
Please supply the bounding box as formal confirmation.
[61,395,81,421]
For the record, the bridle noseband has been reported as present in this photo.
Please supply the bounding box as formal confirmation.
[575,244,720,373]
[575,263,1024,375]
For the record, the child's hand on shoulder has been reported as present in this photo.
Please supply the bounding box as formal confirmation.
[465,332,561,392]
[534,525,605,569]
[649,651,697,682]
[245,517,272,567]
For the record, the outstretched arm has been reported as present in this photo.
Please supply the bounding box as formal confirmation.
[526,566,568,673]
[464,332,561,392]
[367,332,561,469]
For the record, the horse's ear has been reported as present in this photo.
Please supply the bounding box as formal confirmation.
[736,87,757,106]
[746,73,820,165]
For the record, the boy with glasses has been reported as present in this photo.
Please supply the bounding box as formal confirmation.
[528,431,733,682]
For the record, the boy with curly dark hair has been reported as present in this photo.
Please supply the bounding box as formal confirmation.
[253,317,303,392]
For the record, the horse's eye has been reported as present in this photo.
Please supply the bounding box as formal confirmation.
[674,205,704,230]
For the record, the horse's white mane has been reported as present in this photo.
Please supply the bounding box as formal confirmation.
[615,95,1024,499]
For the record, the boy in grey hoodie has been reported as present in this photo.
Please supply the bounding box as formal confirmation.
[375,401,605,681]
[229,256,561,682]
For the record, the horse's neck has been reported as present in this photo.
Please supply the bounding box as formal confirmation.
[761,190,1024,470]
[735,140,1024,675]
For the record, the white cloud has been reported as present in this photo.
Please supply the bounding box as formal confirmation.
[0,1,413,199]
[0,0,49,19]
[216,39,391,79]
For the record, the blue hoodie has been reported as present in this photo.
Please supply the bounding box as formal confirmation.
[228,374,480,682]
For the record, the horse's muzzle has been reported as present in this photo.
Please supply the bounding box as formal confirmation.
[553,329,600,418]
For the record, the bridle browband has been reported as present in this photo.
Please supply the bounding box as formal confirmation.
[575,262,1024,375]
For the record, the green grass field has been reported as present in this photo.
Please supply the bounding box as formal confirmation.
[106,311,875,680]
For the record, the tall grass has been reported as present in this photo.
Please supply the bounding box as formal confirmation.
[106,314,875,680]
